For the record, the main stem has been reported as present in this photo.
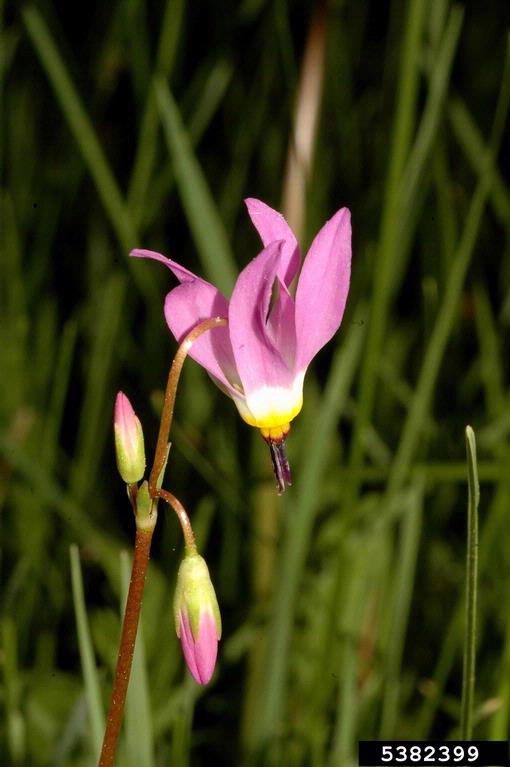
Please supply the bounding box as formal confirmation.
[98,526,153,766]
[98,316,227,767]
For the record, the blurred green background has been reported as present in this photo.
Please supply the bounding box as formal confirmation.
[1,0,510,765]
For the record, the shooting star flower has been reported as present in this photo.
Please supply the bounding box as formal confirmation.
[131,198,351,493]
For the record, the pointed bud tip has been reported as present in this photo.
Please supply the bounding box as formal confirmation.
[114,391,146,483]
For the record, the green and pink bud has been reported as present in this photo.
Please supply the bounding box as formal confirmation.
[173,553,221,685]
[114,391,146,484]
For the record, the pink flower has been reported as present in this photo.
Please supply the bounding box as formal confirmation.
[132,199,351,493]
[174,554,221,685]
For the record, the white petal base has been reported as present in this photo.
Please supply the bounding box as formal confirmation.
[232,373,305,429]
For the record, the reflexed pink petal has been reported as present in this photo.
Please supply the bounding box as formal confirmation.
[229,242,295,395]
[294,208,351,371]
[178,611,218,685]
[131,248,239,394]
[164,281,239,395]
[130,248,201,284]
[245,198,300,287]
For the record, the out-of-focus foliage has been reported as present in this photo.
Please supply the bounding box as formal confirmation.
[1,1,510,765]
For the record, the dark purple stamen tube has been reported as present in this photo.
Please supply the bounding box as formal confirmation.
[268,439,292,495]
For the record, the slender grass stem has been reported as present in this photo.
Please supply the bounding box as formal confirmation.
[379,479,424,737]
[70,545,104,758]
[281,0,326,240]
[155,81,236,293]
[347,0,427,494]
[127,0,185,225]
[21,7,142,266]
[461,426,480,740]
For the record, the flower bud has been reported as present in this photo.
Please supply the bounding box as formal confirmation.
[114,391,146,483]
[173,553,221,685]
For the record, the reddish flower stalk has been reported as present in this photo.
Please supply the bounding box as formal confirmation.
[149,316,228,496]
[98,316,227,767]
[156,487,197,554]
[98,526,153,767]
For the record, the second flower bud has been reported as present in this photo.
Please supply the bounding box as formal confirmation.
[114,391,146,484]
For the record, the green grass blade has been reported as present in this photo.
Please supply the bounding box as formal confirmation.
[449,97,510,229]
[0,432,123,587]
[21,6,134,250]
[386,37,510,498]
[127,0,185,226]
[135,58,234,232]
[398,7,463,261]
[155,79,237,293]
[473,285,505,419]
[187,60,233,145]
[432,137,458,268]
[416,473,510,738]
[380,479,424,737]
[122,0,150,101]
[171,679,197,765]
[460,426,479,740]
[41,319,77,462]
[69,272,126,505]
[121,550,155,767]
[21,5,155,303]
[69,544,104,758]
[330,520,393,764]
[347,0,427,485]
[1,617,26,763]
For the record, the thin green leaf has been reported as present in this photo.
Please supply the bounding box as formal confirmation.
[460,426,479,740]
[69,544,104,758]
[21,5,155,302]
[155,79,237,293]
